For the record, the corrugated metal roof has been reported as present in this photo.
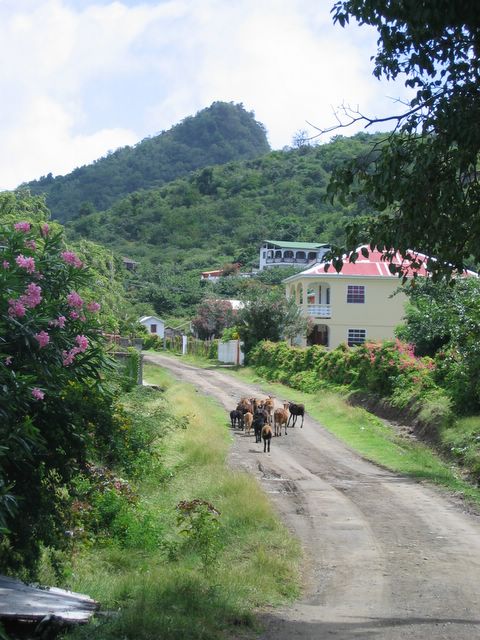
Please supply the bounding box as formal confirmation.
[264,240,329,249]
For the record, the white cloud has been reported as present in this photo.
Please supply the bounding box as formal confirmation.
[0,0,410,190]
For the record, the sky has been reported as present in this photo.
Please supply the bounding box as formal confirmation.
[0,0,410,190]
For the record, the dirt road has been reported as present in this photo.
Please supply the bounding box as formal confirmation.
[145,353,480,639]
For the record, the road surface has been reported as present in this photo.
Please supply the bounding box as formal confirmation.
[145,353,480,639]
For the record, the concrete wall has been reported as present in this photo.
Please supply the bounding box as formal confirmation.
[218,340,244,365]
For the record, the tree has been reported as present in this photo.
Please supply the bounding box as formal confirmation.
[237,284,307,355]
[191,298,236,339]
[396,277,480,410]
[326,1,480,279]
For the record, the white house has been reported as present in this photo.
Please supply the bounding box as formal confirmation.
[259,240,330,270]
[139,315,165,338]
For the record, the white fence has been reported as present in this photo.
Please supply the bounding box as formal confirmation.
[218,339,244,365]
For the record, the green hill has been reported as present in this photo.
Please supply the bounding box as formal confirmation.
[67,132,381,271]
[22,102,270,223]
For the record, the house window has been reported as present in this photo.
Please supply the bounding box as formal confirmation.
[348,329,366,347]
[262,251,266,258]
[347,285,365,303]
[326,287,330,305]
[150,324,157,334]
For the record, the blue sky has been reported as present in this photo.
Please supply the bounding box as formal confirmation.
[0,0,409,190]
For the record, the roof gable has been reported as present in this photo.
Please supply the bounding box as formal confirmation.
[139,315,164,323]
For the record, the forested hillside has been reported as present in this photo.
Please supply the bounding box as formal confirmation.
[67,132,381,270]
[23,102,270,222]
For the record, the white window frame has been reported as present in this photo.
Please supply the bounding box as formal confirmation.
[347,284,365,304]
[347,328,366,347]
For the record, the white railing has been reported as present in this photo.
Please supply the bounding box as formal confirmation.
[307,304,331,318]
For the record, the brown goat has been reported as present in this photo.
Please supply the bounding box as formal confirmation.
[243,411,253,436]
[273,403,290,437]
[263,396,274,425]
[262,423,273,452]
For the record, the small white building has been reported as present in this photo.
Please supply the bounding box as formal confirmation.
[139,315,165,338]
[259,240,330,270]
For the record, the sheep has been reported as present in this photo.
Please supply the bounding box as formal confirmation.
[262,423,273,452]
[230,409,243,429]
[287,402,305,428]
[274,403,290,437]
[253,411,265,443]
[243,411,253,436]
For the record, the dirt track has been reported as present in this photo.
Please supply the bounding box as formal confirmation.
[145,353,480,639]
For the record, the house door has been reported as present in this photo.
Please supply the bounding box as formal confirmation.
[308,324,328,347]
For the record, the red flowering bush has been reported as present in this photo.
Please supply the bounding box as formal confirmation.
[0,219,116,575]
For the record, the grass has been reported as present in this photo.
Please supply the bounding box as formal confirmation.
[65,364,301,640]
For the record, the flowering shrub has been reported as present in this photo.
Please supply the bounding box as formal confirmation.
[0,219,115,575]
[250,338,442,412]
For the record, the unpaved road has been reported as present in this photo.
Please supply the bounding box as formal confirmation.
[145,353,480,639]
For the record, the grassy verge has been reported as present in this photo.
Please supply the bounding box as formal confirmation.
[65,364,301,640]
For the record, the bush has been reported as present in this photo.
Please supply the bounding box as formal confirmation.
[0,218,121,575]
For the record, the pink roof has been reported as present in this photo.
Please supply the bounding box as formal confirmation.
[297,247,477,279]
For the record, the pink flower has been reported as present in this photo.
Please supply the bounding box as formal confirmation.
[49,315,66,328]
[67,291,84,309]
[15,254,36,274]
[86,301,101,313]
[2,260,9,269]
[34,330,50,348]
[70,311,79,320]
[41,223,50,237]
[8,299,26,317]
[31,387,45,400]
[14,221,31,233]
[20,283,42,308]
[5,356,12,366]
[25,239,36,251]
[75,335,88,352]
[61,251,83,268]
[62,348,80,366]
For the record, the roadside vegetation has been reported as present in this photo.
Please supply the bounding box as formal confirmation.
[64,363,301,640]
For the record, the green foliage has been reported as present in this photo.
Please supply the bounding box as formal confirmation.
[0,214,135,576]
[25,102,270,222]
[176,499,222,574]
[329,1,480,279]
[237,284,307,356]
[191,298,236,339]
[398,278,480,411]
[66,132,382,272]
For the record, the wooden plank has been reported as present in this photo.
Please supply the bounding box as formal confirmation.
[0,575,98,623]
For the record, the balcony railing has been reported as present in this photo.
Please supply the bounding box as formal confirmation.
[307,304,331,318]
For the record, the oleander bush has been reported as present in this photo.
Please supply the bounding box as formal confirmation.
[0,218,134,576]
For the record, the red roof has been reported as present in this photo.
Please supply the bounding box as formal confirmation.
[298,247,477,279]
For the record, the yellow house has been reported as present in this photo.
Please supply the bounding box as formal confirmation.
[283,248,429,349]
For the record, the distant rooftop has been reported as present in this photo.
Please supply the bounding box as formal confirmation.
[263,240,329,250]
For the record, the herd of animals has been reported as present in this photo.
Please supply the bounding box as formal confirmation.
[229,396,305,453]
